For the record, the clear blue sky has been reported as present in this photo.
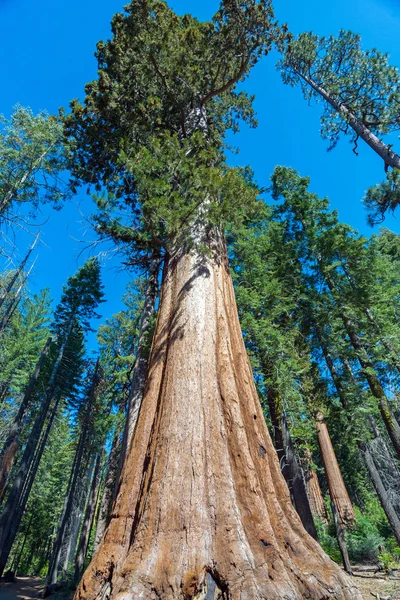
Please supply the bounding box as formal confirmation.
[1,0,399,344]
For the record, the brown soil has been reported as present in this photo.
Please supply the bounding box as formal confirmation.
[352,566,400,599]
[0,577,43,600]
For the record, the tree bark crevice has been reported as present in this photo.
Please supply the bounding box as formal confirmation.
[75,235,360,600]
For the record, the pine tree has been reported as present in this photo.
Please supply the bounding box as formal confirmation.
[0,259,104,576]
[0,106,71,228]
[278,30,400,222]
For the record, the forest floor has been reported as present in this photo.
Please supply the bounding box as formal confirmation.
[351,565,400,599]
[1,571,400,599]
[0,577,44,600]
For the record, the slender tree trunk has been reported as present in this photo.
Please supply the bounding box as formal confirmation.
[93,421,123,553]
[265,382,318,539]
[60,457,94,579]
[47,362,99,585]
[294,69,400,170]
[304,459,328,524]
[0,235,38,310]
[0,316,74,576]
[321,272,400,461]
[322,337,400,543]
[340,311,400,461]
[75,232,360,599]
[359,440,400,545]
[364,307,400,374]
[11,512,33,576]
[74,452,103,586]
[0,337,52,500]
[0,392,61,575]
[117,258,160,484]
[331,502,352,575]
[315,413,355,528]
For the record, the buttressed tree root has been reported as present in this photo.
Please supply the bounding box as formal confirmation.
[75,238,362,600]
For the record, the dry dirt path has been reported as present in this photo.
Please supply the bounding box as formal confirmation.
[0,577,43,600]
[1,572,399,599]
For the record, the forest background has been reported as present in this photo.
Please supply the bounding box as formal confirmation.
[1,0,399,330]
[2,0,400,594]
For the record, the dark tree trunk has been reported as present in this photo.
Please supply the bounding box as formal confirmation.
[266,382,318,540]
[74,452,103,586]
[0,323,72,566]
[0,337,52,500]
[0,392,61,575]
[322,272,400,462]
[47,362,99,585]
[93,421,123,553]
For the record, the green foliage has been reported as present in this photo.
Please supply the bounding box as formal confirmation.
[0,105,71,224]
[317,502,388,564]
[65,0,283,261]
[53,258,104,335]
[279,30,400,152]
[363,169,400,225]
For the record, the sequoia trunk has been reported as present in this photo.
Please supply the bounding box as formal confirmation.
[304,461,328,524]
[315,414,355,528]
[117,258,160,483]
[75,232,360,599]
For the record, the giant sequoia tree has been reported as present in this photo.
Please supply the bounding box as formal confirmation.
[66,1,360,597]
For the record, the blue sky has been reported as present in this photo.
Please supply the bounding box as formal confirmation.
[1,0,400,346]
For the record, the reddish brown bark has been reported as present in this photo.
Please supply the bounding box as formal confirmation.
[75,236,360,599]
[315,414,355,528]
[304,451,328,524]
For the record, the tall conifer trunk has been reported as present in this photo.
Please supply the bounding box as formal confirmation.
[48,361,99,585]
[315,414,354,574]
[265,381,318,539]
[304,453,328,524]
[75,231,360,599]
[315,414,355,528]
[0,337,52,500]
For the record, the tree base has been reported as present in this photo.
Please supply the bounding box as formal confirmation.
[75,243,361,600]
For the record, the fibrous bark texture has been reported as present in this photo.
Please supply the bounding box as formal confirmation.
[75,234,360,600]
[315,415,355,528]
[304,451,328,524]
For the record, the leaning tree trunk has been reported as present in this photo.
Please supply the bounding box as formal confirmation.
[315,414,355,575]
[294,69,400,170]
[0,319,73,571]
[315,413,355,528]
[48,360,100,585]
[74,229,360,600]
[322,271,400,462]
[0,392,61,575]
[304,460,328,524]
[359,441,400,545]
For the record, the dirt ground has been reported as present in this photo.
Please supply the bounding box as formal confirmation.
[0,577,44,600]
[1,572,400,599]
